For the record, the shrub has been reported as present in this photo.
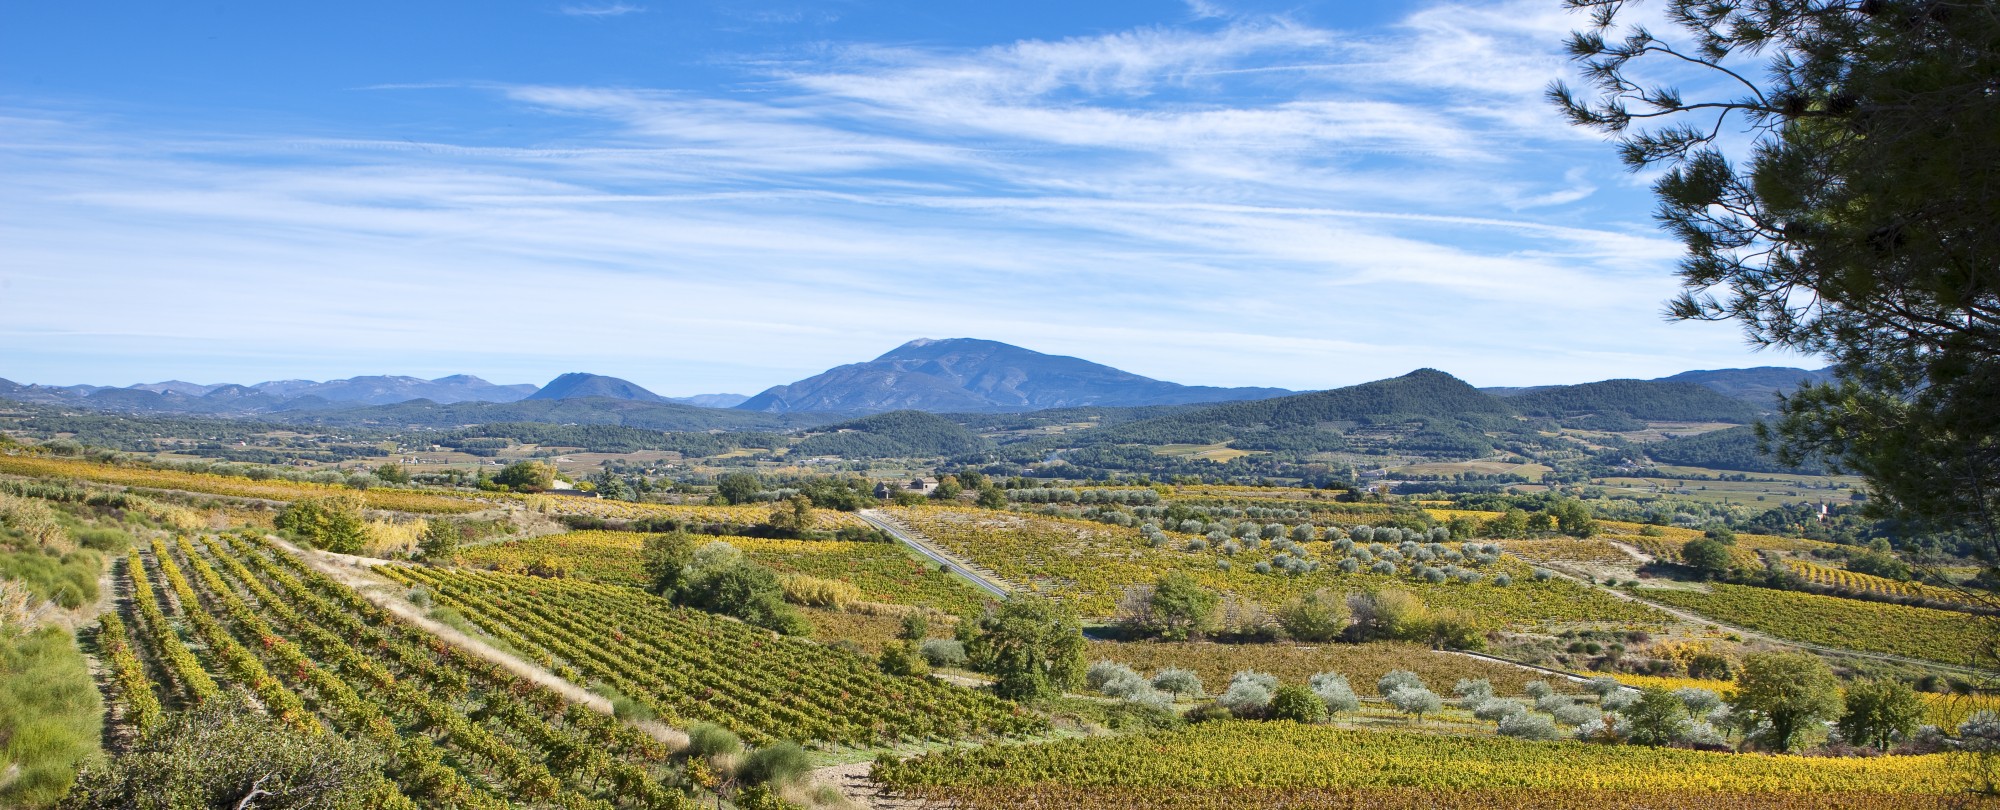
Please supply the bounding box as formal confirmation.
[740,741,810,787]
[899,612,930,642]
[1453,678,1494,709]
[1524,680,1554,700]
[1152,667,1204,700]
[1553,702,1603,727]
[63,695,377,810]
[1309,672,1361,716]
[1674,687,1723,719]
[1184,702,1234,724]
[1376,670,1425,696]
[1386,686,1443,722]
[1498,712,1562,740]
[685,722,744,759]
[918,639,966,669]
[1267,684,1328,724]
[1275,589,1350,643]
[274,493,368,554]
[1473,698,1528,726]
[1218,672,1277,717]
[1088,661,1142,692]
[879,642,930,678]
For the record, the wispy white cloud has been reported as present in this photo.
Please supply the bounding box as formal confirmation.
[557,3,644,18]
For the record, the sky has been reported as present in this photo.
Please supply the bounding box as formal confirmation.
[0,0,1810,397]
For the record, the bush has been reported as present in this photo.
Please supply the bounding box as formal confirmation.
[1218,672,1276,717]
[1453,678,1494,709]
[899,612,930,642]
[274,493,368,554]
[1267,684,1328,724]
[1152,667,1204,700]
[1376,670,1425,696]
[878,642,929,677]
[685,722,743,759]
[1275,589,1350,642]
[1553,702,1603,727]
[1386,686,1443,722]
[1309,672,1360,716]
[917,639,966,668]
[1497,712,1562,740]
[1087,661,1143,693]
[1524,680,1554,700]
[1473,697,1527,726]
[63,695,376,810]
[740,741,810,787]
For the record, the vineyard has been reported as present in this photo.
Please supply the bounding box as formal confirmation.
[456,530,992,615]
[110,533,692,809]
[525,496,867,528]
[0,455,483,514]
[378,565,1042,746]
[885,507,1666,627]
[1083,641,1579,697]
[1641,583,1996,666]
[1497,538,1638,567]
[874,723,1971,805]
[1607,674,2000,729]
[1779,559,1979,608]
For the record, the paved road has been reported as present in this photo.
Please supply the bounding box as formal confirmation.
[858,509,1012,600]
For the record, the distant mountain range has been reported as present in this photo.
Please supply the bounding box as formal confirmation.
[0,373,743,416]
[736,338,1294,413]
[0,339,1832,427]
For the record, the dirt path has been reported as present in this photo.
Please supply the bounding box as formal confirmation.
[265,537,690,748]
[812,761,927,810]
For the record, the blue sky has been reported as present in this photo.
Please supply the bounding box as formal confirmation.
[0,0,1806,396]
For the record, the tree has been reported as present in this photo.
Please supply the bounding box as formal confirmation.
[1551,0,2000,558]
[1680,538,1735,580]
[1622,687,1693,746]
[1733,651,1843,751]
[930,476,964,501]
[64,694,380,810]
[878,642,929,677]
[1549,499,1597,538]
[765,495,817,535]
[715,473,761,505]
[976,487,1009,510]
[965,596,1087,700]
[1309,672,1360,716]
[1480,508,1530,539]
[1267,684,1328,724]
[493,460,557,493]
[1347,588,1429,641]
[641,532,698,599]
[1847,548,1914,581]
[1838,678,1925,750]
[274,493,369,554]
[416,519,460,562]
[898,611,930,642]
[1276,588,1351,642]
[372,462,408,484]
[1386,686,1443,723]
[1147,571,1219,640]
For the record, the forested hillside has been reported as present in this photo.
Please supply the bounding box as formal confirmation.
[1507,380,1762,423]
[792,410,992,458]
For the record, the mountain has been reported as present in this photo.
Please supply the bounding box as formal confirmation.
[526,373,667,403]
[669,393,750,409]
[791,410,992,458]
[274,396,828,431]
[1655,366,1832,405]
[1053,369,1518,456]
[255,375,536,406]
[1507,379,1762,424]
[736,338,1293,414]
[129,380,224,396]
